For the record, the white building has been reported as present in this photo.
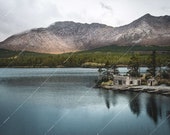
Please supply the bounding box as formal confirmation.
[113,75,141,86]
[147,78,158,86]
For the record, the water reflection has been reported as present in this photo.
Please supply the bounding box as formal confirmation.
[0,75,96,87]
[99,89,170,125]
[110,91,117,106]
[103,90,111,109]
[167,111,170,128]
[129,93,141,117]
[98,89,118,109]
[146,95,159,124]
[0,68,170,135]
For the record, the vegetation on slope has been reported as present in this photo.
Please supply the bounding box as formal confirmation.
[0,45,170,68]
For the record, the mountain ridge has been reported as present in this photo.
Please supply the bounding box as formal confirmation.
[0,14,170,54]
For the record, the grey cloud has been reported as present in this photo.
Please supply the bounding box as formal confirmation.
[161,6,170,11]
[100,2,113,11]
[0,0,170,41]
[0,0,61,41]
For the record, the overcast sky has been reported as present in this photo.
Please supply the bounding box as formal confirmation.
[0,0,170,41]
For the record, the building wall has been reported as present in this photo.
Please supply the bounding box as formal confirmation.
[114,76,128,86]
[147,79,158,86]
[113,75,141,86]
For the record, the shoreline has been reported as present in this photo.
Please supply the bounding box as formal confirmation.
[0,66,86,68]
[0,65,150,68]
[97,85,170,96]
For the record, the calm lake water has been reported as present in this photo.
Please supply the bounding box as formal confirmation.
[0,68,170,135]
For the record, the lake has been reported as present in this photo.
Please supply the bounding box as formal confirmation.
[0,68,170,135]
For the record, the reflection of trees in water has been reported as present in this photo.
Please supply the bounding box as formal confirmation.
[100,90,141,113]
[111,91,117,106]
[98,89,104,97]
[158,105,162,119]
[146,95,159,124]
[100,90,141,111]
[105,90,128,109]
[98,89,169,126]
[99,90,118,109]
[166,111,170,128]
[129,93,141,117]
[102,90,111,109]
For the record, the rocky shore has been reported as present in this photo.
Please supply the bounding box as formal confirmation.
[99,85,170,96]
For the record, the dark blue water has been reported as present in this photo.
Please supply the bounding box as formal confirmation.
[0,68,170,135]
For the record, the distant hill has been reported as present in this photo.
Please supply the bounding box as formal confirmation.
[0,14,170,54]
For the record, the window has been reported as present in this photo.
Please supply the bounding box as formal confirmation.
[130,81,133,84]
[118,80,122,85]
[138,80,140,85]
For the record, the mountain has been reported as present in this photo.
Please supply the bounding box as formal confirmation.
[0,14,170,54]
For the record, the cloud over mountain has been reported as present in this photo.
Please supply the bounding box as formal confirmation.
[0,14,170,54]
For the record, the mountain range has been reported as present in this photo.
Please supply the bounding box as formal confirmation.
[0,13,170,54]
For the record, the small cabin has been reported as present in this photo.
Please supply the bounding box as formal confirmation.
[113,75,141,86]
[147,78,158,86]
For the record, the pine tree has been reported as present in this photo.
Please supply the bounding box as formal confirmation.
[128,54,140,77]
[105,60,110,69]
[147,51,156,77]
[162,62,170,79]
[111,64,119,75]
[166,63,170,78]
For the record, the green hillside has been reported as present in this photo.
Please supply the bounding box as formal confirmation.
[0,45,170,67]
[78,45,170,53]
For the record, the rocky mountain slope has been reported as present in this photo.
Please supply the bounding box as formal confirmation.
[0,14,170,54]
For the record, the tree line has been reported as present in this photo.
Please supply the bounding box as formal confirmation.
[0,51,169,68]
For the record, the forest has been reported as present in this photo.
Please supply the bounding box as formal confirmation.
[0,45,170,68]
